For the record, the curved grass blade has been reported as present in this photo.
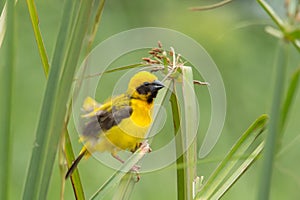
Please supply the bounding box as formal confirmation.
[0,0,14,199]
[211,141,265,199]
[89,144,150,200]
[112,174,135,200]
[196,114,268,199]
[26,0,50,76]
[189,0,232,11]
[76,63,150,80]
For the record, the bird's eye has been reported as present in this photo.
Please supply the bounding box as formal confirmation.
[143,82,150,86]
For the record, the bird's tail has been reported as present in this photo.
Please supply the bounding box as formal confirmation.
[65,147,88,179]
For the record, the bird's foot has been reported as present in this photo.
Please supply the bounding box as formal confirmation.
[130,167,141,182]
[139,140,152,153]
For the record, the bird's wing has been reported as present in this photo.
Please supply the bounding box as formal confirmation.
[81,95,133,139]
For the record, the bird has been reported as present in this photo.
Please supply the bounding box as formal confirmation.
[65,71,164,179]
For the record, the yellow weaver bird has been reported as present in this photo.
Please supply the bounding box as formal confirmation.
[65,71,164,178]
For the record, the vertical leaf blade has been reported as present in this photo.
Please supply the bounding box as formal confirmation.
[258,41,289,200]
[22,0,94,199]
[0,0,14,199]
[170,86,185,200]
[38,1,94,199]
[25,0,50,76]
[172,66,198,200]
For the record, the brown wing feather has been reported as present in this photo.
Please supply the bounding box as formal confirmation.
[82,105,133,139]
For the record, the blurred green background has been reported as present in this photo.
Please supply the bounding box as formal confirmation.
[4,0,300,199]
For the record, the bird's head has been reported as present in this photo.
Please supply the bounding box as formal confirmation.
[127,71,164,103]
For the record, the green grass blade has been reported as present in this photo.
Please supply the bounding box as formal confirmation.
[38,1,94,199]
[277,67,300,151]
[74,0,106,96]
[170,85,185,200]
[77,63,150,80]
[112,174,136,200]
[256,0,285,32]
[196,114,268,199]
[257,0,300,52]
[62,2,106,198]
[258,41,289,200]
[28,0,85,198]
[26,0,50,76]
[170,66,198,200]
[89,145,150,200]
[22,0,74,197]
[280,67,300,130]
[0,2,6,48]
[0,0,14,199]
[181,66,198,200]
[84,0,106,53]
[55,2,104,199]
[189,0,232,11]
[211,141,265,199]
[22,0,93,199]
[50,3,78,197]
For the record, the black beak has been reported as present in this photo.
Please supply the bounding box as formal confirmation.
[152,80,164,90]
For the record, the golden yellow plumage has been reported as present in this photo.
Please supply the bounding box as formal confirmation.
[65,71,164,178]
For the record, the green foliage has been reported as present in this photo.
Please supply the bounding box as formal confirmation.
[196,115,268,199]
[0,0,14,199]
[256,1,300,199]
[23,0,94,199]
[1,0,299,199]
[25,0,49,76]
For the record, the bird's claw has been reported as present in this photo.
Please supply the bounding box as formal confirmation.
[130,166,141,182]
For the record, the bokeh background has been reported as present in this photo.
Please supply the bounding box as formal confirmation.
[5,0,300,199]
